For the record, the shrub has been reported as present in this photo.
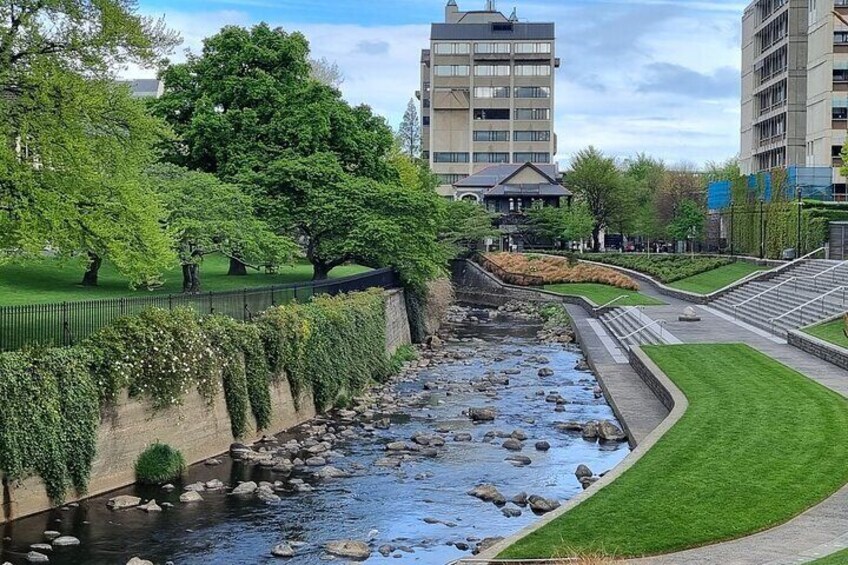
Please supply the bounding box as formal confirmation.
[389,345,418,375]
[135,443,186,485]
[571,253,733,283]
[481,253,638,290]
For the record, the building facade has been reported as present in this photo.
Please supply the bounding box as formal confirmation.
[418,1,559,198]
[740,0,848,201]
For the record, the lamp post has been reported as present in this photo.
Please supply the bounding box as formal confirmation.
[729,201,735,258]
[759,197,766,259]
[796,186,803,258]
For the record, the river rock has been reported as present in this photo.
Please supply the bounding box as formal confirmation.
[42,532,60,542]
[184,482,205,492]
[537,368,554,377]
[205,479,225,490]
[374,457,401,468]
[505,455,532,467]
[325,540,371,560]
[528,495,561,514]
[378,544,395,557]
[511,492,528,506]
[580,476,600,490]
[231,481,258,495]
[138,500,162,513]
[229,443,253,460]
[575,464,593,479]
[30,544,52,553]
[598,420,627,442]
[179,491,203,503]
[427,335,444,350]
[535,441,551,451]
[385,441,406,451]
[127,559,154,565]
[315,466,351,479]
[25,553,49,564]
[51,536,80,547]
[107,495,141,510]
[501,506,522,518]
[510,429,528,441]
[468,408,496,422]
[581,421,599,440]
[305,457,326,467]
[502,438,523,451]
[204,458,222,466]
[453,433,473,442]
[557,421,584,432]
[467,484,506,505]
[473,538,504,555]
[575,359,590,371]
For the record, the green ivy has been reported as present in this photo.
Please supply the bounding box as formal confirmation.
[202,316,251,439]
[135,443,186,485]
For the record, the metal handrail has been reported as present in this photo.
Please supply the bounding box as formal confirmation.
[616,319,667,343]
[734,276,798,316]
[594,294,629,311]
[768,246,826,275]
[769,286,847,332]
[809,259,848,286]
[605,306,641,324]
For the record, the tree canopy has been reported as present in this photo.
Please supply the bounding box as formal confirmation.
[566,147,624,252]
[397,98,421,158]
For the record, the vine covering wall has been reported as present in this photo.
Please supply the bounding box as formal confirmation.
[0,289,394,505]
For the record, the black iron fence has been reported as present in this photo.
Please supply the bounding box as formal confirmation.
[0,268,401,352]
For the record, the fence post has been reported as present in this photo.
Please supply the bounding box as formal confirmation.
[120,297,126,317]
[243,288,248,321]
[168,294,174,311]
[271,286,276,307]
[62,302,72,346]
[209,291,214,315]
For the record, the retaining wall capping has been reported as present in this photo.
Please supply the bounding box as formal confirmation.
[0,287,430,525]
[467,347,689,564]
[788,325,848,372]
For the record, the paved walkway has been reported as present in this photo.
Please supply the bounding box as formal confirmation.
[619,280,848,564]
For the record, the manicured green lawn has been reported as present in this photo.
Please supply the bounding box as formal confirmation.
[0,255,369,306]
[668,262,769,295]
[544,283,665,307]
[809,548,848,564]
[500,344,848,559]
[804,318,848,349]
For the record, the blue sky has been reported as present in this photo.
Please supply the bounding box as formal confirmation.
[135,0,748,167]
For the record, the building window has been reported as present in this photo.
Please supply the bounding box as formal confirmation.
[475,64,510,77]
[422,150,430,160]
[433,152,470,163]
[474,108,510,120]
[834,107,848,119]
[422,116,430,126]
[514,130,551,142]
[474,152,510,163]
[434,43,470,55]
[514,64,551,77]
[837,31,848,44]
[437,174,469,184]
[475,42,510,54]
[515,42,552,54]
[514,86,551,99]
[434,65,470,77]
[474,86,510,99]
[423,99,431,108]
[835,69,848,83]
[474,130,510,142]
[492,22,514,33]
[513,152,551,163]
[515,108,550,120]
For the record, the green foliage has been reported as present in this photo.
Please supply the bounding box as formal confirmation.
[134,443,186,485]
[526,201,595,245]
[202,316,251,438]
[0,348,100,503]
[86,308,219,408]
[258,289,390,411]
[582,253,733,283]
[566,147,625,251]
[389,345,418,375]
[438,199,498,257]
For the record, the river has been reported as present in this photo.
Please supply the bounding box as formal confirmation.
[0,304,629,565]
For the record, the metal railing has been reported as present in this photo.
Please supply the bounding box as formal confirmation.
[594,295,630,312]
[733,276,799,318]
[809,259,848,288]
[769,286,847,333]
[0,268,401,352]
[616,319,667,345]
[605,306,641,324]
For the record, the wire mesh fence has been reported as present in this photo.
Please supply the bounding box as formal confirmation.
[0,268,400,352]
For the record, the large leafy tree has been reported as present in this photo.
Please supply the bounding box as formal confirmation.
[0,0,180,286]
[150,164,296,293]
[566,147,624,252]
[526,201,594,248]
[154,24,446,286]
[438,200,497,255]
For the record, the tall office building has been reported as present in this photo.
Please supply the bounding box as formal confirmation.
[740,0,848,200]
[418,1,559,198]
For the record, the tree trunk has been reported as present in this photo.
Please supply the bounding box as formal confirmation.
[182,264,202,294]
[312,261,332,281]
[81,252,102,287]
[592,225,602,253]
[228,256,248,276]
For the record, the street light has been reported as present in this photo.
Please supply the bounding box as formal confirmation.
[796,186,803,258]
[759,197,766,259]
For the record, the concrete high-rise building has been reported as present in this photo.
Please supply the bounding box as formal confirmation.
[740,0,809,176]
[740,0,848,200]
[418,1,559,199]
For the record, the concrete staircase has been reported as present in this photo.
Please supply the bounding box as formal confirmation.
[710,259,848,337]
[600,307,670,349]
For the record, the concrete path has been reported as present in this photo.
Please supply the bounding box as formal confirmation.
[566,305,668,446]
[620,279,848,564]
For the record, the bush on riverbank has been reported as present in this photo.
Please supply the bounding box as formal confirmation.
[578,253,733,283]
[0,289,392,504]
[135,443,186,484]
[482,253,638,290]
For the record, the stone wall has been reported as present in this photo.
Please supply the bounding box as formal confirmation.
[629,348,677,411]
[0,289,416,525]
[788,329,848,372]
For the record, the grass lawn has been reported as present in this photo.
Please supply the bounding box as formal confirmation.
[668,262,769,295]
[0,255,369,306]
[544,283,665,307]
[804,318,848,349]
[500,344,848,559]
[809,549,848,564]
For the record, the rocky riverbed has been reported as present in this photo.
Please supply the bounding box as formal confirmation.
[0,303,630,565]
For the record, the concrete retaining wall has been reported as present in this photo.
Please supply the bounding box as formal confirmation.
[788,327,848,372]
[0,289,417,525]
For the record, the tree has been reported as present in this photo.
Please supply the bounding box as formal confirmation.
[310,57,344,88]
[0,0,179,286]
[526,201,594,248]
[668,199,706,250]
[622,154,666,240]
[566,147,624,252]
[397,98,421,158]
[150,164,296,293]
[438,200,497,255]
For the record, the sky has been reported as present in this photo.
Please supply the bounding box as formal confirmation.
[134,0,748,168]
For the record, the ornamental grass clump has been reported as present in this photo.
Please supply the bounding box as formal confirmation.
[484,253,638,290]
[135,443,186,485]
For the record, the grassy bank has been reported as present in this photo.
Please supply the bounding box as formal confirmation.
[804,318,848,349]
[809,549,848,564]
[668,262,769,295]
[500,344,848,559]
[545,283,665,307]
[0,255,369,306]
